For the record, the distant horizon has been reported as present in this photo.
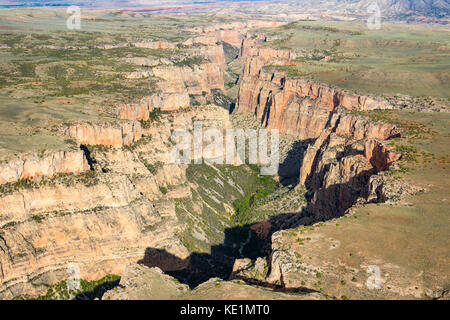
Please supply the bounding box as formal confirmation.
[0,0,275,10]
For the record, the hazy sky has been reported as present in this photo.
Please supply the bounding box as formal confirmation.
[0,0,273,8]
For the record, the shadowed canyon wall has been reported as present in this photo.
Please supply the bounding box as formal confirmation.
[235,35,401,220]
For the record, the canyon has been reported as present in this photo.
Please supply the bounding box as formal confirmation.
[1,27,400,298]
[0,12,447,300]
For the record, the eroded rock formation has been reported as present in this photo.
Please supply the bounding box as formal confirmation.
[0,151,90,185]
[0,106,236,299]
[188,20,288,47]
[118,37,227,121]
[235,35,401,220]
[299,115,401,220]
[236,37,394,140]
[65,121,143,147]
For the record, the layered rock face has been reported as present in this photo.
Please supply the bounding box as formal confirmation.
[0,105,237,299]
[236,37,393,140]
[299,115,401,220]
[132,41,176,49]
[118,37,226,121]
[188,20,288,47]
[235,35,401,219]
[0,122,185,298]
[117,62,223,121]
[0,151,90,185]
[117,94,190,121]
[183,36,227,70]
[0,172,188,299]
[65,121,143,147]
[152,63,225,95]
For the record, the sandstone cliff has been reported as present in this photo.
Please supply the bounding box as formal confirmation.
[103,263,326,300]
[65,121,143,147]
[0,106,242,299]
[0,151,90,185]
[236,37,393,141]
[118,37,226,121]
[0,172,188,299]
[117,61,224,121]
[299,115,401,220]
[152,63,225,95]
[188,20,288,47]
[235,35,401,220]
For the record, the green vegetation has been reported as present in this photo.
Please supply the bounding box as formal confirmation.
[148,108,167,122]
[174,162,280,254]
[159,186,168,195]
[231,167,279,225]
[142,160,163,175]
[173,56,207,67]
[31,215,45,223]
[0,171,99,196]
[261,20,450,98]
[15,274,121,300]
[0,178,36,195]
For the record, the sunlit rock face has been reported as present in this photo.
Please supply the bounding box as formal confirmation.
[236,35,401,220]
[0,151,90,185]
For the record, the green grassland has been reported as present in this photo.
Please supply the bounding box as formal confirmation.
[261,21,450,99]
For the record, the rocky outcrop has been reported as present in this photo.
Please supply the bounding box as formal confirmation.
[152,63,224,95]
[335,114,400,141]
[0,173,188,299]
[132,41,176,49]
[117,55,226,121]
[103,262,326,300]
[117,94,190,121]
[103,264,190,300]
[235,35,401,220]
[0,121,191,298]
[299,114,401,186]
[185,37,227,71]
[297,114,401,220]
[0,151,90,185]
[119,35,228,121]
[0,105,237,299]
[188,20,288,47]
[236,36,393,140]
[65,121,143,147]
[120,52,225,121]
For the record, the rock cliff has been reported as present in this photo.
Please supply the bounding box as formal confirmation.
[0,105,243,299]
[236,37,394,140]
[0,151,90,185]
[299,115,401,220]
[65,121,143,147]
[117,37,227,121]
[188,20,288,47]
[235,35,401,220]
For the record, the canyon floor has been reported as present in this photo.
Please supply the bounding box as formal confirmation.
[0,8,448,300]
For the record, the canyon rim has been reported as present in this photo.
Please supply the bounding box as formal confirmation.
[0,0,448,304]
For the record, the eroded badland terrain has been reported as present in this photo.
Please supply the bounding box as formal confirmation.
[0,5,448,300]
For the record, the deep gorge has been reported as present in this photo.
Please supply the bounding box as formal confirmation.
[0,29,404,299]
